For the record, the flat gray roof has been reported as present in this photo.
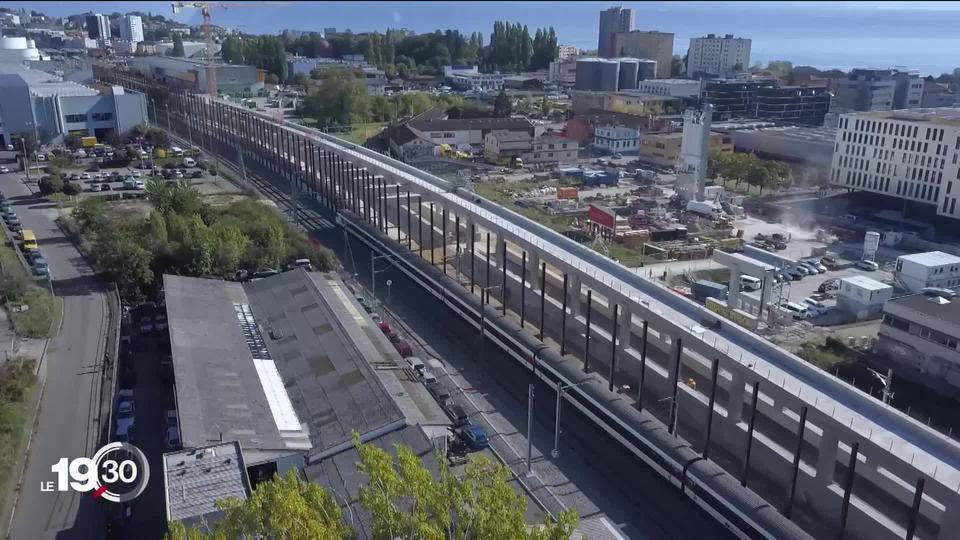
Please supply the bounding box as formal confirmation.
[886,293,960,323]
[166,270,405,462]
[163,441,251,527]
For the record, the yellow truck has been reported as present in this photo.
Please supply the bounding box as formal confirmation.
[81,136,97,148]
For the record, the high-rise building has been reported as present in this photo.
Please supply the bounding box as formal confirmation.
[829,108,960,220]
[832,68,923,113]
[85,13,110,40]
[686,34,751,78]
[610,31,673,79]
[597,7,634,58]
[119,15,144,43]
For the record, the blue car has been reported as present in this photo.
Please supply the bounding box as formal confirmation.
[461,425,489,450]
[32,257,49,277]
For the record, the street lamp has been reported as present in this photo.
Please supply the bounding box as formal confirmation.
[370,251,419,308]
[552,378,592,459]
[385,279,393,305]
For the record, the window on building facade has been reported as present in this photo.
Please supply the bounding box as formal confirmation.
[91,112,113,122]
[64,114,86,123]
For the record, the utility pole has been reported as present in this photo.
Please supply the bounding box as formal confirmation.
[526,383,535,477]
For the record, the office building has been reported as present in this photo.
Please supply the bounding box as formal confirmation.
[828,108,960,220]
[686,34,751,79]
[877,291,960,394]
[637,79,702,98]
[753,85,831,125]
[128,56,266,96]
[637,129,732,168]
[894,251,960,293]
[700,77,777,120]
[119,15,144,43]
[558,45,578,61]
[593,125,640,153]
[0,64,147,146]
[443,65,503,92]
[598,6,634,58]
[85,13,110,40]
[485,130,577,166]
[610,31,673,79]
[832,68,923,113]
[922,81,957,108]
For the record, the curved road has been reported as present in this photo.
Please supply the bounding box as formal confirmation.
[2,171,109,540]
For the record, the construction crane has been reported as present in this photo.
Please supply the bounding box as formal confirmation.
[171,2,289,97]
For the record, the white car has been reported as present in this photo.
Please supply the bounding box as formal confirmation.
[134,180,146,190]
[856,260,879,271]
[123,178,136,189]
[131,170,142,178]
[806,260,828,273]
[74,149,87,158]
[89,183,102,192]
[80,172,91,180]
[802,298,828,316]
[0,166,8,174]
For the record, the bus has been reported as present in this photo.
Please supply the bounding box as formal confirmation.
[21,230,37,250]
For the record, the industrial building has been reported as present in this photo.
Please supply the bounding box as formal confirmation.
[637,78,702,98]
[836,275,893,320]
[637,129,733,168]
[161,270,448,535]
[163,442,252,528]
[894,251,960,293]
[574,57,621,91]
[443,65,503,91]
[127,56,265,96]
[406,108,535,148]
[484,130,578,166]
[548,58,578,85]
[686,34,751,79]
[610,31,674,79]
[921,81,957,108]
[877,291,960,394]
[723,125,837,166]
[0,63,147,145]
[597,6,634,58]
[828,108,960,220]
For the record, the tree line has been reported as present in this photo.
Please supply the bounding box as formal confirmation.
[165,433,577,540]
[221,34,289,83]
[67,185,336,302]
[709,151,791,196]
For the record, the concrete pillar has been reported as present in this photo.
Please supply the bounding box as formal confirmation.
[495,234,506,265]
[568,272,581,317]
[619,304,633,353]
[527,250,540,281]
[815,427,839,487]
[726,369,746,426]
[728,268,742,311]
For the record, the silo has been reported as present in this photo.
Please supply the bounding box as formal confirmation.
[637,59,657,81]
[598,59,620,91]
[617,58,640,90]
[575,57,602,91]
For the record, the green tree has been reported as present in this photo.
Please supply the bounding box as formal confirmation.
[38,174,64,195]
[94,229,154,302]
[747,162,773,195]
[493,89,512,118]
[171,32,185,57]
[10,132,37,156]
[300,69,370,127]
[165,470,352,540]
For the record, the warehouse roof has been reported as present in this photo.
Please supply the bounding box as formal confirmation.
[885,293,960,322]
[163,442,251,527]
[409,109,534,133]
[164,270,405,463]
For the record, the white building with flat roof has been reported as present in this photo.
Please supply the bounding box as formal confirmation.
[120,15,144,43]
[895,251,960,292]
[636,78,701,98]
[837,275,893,320]
[829,108,960,220]
[686,34,751,78]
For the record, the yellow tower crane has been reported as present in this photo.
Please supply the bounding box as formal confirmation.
[171,2,290,97]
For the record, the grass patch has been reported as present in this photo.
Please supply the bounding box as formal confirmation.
[797,338,851,370]
[0,241,57,338]
[338,123,386,145]
[0,357,39,514]
[475,181,575,233]
[602,242,644,268]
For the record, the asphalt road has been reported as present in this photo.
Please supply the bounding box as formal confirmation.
[2,171,110,540]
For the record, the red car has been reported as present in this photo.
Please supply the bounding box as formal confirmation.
[394,340,413,358]
[378,321,392,335]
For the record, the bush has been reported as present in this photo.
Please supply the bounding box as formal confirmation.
[62,182,81,196]
[39,175,64,195]
[86,165,100,172]
[195,160,208,170]
[163,162,177,169]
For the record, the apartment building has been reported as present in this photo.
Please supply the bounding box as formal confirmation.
[686,34,751,78]
[85,13,110,40]
[610,31,673,78]
[598,7,634,58]
[829,108,960,220]
[594,125,640,153]
[119,15,144,43]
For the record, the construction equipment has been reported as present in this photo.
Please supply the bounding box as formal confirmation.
[171,2,290,97]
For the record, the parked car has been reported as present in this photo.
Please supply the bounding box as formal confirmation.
[154,313,168,332]
[26,248,41,263]
[459,425,489,450]
[0,166,9,173]
[134,180,145,190]
[802,297,828,316]
[252,267,279,279]
[786,270,803,281]
[139,316,154,334]
[806,260,828,273]
[80,172,91,180]
[420,368,438,385]
[818,279,840,294]
[32,257,49,277]
[90,183,102,192]
[444,400,470,427]
[378,321,392,335]
[100,183,111,191]
[191,170,203,178]
[123,178,136,189]
[793,264,810,276]
[7,216,21,231]
[394,339,413,358]
[856,260,879,271]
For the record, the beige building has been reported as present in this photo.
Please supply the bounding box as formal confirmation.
[611,31,674,79]
[484,131,578,166]
[638,131,733,168]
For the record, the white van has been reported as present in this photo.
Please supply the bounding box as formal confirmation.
[405,356,425,374]
[740,275,762,291]
[170,146,184,157]
[183,157,196,167]
[780,301,809,320]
